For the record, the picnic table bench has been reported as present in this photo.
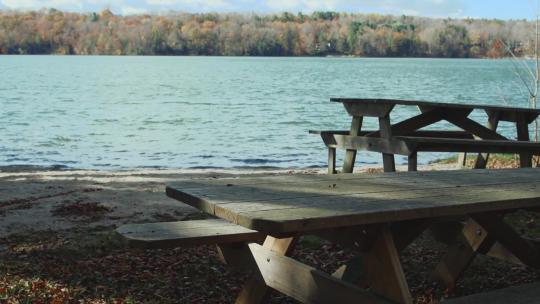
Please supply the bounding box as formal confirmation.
[117,168,540,303]
[311,98,540,173]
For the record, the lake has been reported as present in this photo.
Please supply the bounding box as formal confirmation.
[0,56,533,169]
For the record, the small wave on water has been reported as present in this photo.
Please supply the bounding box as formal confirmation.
[230,158,300,165]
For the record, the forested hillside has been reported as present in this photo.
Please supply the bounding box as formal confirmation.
[0,9,534,57]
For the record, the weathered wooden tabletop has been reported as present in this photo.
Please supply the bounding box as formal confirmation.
[166,168,540,234]
[331,98,540,115]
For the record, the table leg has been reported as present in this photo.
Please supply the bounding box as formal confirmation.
[328,147,337,174]
[434,212,540,291]
[379,115,396,172]
[474,112,500,169]
[247,243,388,304]
[342,116,363,173]
[472,213,540,268]
[235,236,297,304]
[407,152,417,172]
[359,225,412,303]
[433,219,495,291]
[457,153,467,169]
[516,115,533,168]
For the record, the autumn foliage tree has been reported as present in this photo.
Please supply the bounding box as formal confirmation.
[0,9,534,57]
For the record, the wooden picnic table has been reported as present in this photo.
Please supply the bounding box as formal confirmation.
[313,98,540,173]
[166,168,540,304]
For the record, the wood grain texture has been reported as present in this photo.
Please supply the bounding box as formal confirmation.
[331,98,540,115]
[166,168,540,234]
[516,114,533,167]
[434,219,495,290]
[445,282,540,304]
[321,134,413,155]
[310,130,474,139]
[474,111,500,169]
[235,236,297,304]
[248,243,390,304]
[472,213,540,268]
[378,115,396,172]
[342,116,363,174]
[360,225,412,304]
[328,147,337,174]
[366,109,445,138]
[318,134,540,155]
[397,136,540,154]
[116,219,263,248]
[442,112,508,140]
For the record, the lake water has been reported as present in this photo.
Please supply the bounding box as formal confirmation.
[0,56,534,169]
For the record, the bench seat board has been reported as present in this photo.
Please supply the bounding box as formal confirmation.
[116,219,263,248]
[317,133,540,156]
[401,136,540,154]
[445,282,540,304]
[309,130,475,139]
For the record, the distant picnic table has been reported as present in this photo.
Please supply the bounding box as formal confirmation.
[120,168,540,304]
[311,98,540,173]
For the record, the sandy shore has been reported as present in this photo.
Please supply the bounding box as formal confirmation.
[0,163,457,238]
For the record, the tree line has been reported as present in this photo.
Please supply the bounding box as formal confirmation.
[0,9,534,57]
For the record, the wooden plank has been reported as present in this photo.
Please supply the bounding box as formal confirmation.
[366,110,445,138]
[166,170,539,211]
[321,134,413,155]
[204,174,540,212]
[212,185,538,228]
[484,242,523,265]
[166,167,540,193]
[332,256,365,285]
[217,243,258,272]
[434,219,495,290]
[457,153,467,169]
[391,219,432,252]
[311,130,474,139]
[356,225,412,303]
[471,213,540,268]
[359,225,412,304]
[235,236,297,304]
[342,102,395,118]
[379,115,396,172]
[517,114,533,168]
[445,282,540,304]
[320,134,540,157]
[328,147,337,174]
[235,182,540,234]
[397,137,540,154]
[175,174,492,204]
[166,170,540,234]
[331,98,540,115]
[408,152,417,172]
[116,219,263,249]
[166,170,540,219]
[315,225,379,251]
[475,111,501,169]
[343,116,363,173]
[486,109,540,124]
[248,243,390,304]
[443,112,508,140]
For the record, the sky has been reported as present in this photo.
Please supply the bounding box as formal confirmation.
[0,0,537,20]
